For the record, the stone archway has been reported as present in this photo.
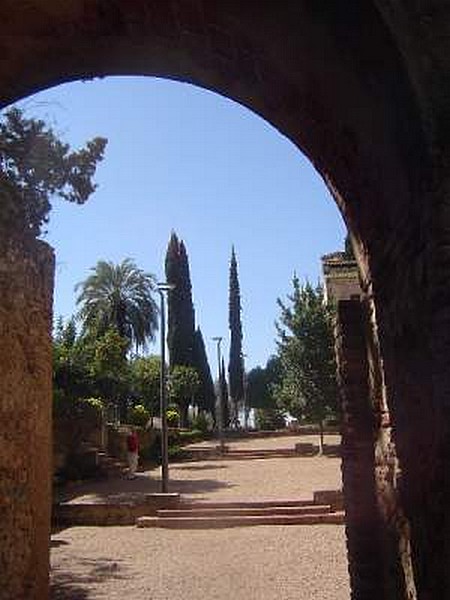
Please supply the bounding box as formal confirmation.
[1,2,450,599]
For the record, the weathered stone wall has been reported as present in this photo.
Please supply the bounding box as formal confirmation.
[106,425,156,462]
[337,293,440,599]
[53,407,106,474]
[0,237,54,600]
[336,300,385,599]
[375,299,442,598]
[365,296,419,600]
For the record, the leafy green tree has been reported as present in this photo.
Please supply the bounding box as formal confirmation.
[165,232,196,368]
[53,317,93,401]
[91,329,129,384]
[90,328,131,418]
[254,408,286,431]
[130,355,161,416]
[228,246,244,420]
[128,404,151,427]
[276,276,338,452]
[193,328,216,420]
[0,107,107,237]
[76,258,158,351]
[169,365,200,428]
[53,317,134,420]
[246,356,282,410]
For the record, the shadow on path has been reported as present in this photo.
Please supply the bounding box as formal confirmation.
[57,473,235,505]
[51,557,131,599]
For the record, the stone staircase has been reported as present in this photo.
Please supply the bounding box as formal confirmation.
[185,446,312,461]
[54,490,344,528]
[95,449,129,479]
[136,496,344,529]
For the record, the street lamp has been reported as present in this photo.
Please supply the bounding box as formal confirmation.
[212,336,225,453]
[157,282,175,493]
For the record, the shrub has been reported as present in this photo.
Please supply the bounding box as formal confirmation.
[191,412,210,433]
[128,404,150,427]
[53,395,104,426]
[139,428,181,462]
[179,429,204,444]
[166,407,180,427]
[168,445,184,460]
[255,408,286,431]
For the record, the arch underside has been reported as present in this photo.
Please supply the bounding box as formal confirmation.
[0,1,430,291]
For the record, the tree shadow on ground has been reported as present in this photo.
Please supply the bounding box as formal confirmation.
[100,476,235,503]
[55,473,235,505]
[51,539,70,548]
[51,557,131,599]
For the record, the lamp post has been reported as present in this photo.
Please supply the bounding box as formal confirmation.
[157,282,175,493]
[212,336,225,453]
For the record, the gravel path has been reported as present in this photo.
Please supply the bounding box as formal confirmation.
[51,434,350,599]
[62,434,342,504]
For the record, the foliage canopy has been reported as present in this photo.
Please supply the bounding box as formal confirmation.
[246,356,282,410]
[76,258,159,351]
[275,276,338,437]
[228,246,244,413]
[0,107,107,237]
[165,232,196,368]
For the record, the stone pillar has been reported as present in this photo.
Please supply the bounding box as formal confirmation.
[0,237,55,600]
[336,299,384,599]
[366,295,418,600]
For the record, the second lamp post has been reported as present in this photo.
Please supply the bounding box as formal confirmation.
[157,282,175,493]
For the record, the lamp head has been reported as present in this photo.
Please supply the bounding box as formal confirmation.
[157,282,175,292]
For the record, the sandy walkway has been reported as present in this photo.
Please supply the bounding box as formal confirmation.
[51,434,350,599]
[61,434,342,504]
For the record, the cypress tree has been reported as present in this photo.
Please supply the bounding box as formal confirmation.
[228,246,244,421]
[193,328,216,421]
[220,357,230,429]
[165,232,196,368]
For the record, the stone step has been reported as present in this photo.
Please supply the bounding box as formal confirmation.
[188,448,298,458]
[156,504,332,518]
[136,511,345,529]
[180,498,316,509]
[95,450,128,477]
[223,448,295,454]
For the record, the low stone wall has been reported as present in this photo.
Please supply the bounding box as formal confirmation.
[313,490,344,512]
[294,442,317,455]
[54,493,181,526]
[53,412,106,475]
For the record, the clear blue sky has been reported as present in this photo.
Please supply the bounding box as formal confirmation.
[14,76,346,370]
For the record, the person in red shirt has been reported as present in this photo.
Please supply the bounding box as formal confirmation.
[126,428,139,479]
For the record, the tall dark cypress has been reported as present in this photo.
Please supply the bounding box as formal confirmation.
[193,327,216,420]
[228,246,244,420]
[165,232,195,368]
[220,357,230,428]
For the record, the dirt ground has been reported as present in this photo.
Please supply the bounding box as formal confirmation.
[51,433,350,599]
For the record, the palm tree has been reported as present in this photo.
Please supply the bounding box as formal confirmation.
[76,258,159,351]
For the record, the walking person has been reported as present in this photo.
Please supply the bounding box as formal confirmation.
[126,428,139,479]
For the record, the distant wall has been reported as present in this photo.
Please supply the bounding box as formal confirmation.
[53,409,106,474]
